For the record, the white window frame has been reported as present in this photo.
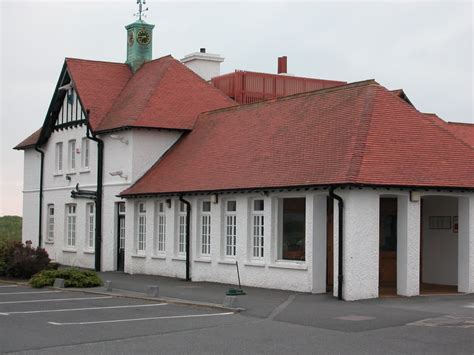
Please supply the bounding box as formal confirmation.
[81,138,90,170]
[224,200,237,257]
[55,142,63,174]
[200,200,211,256]
[65,204,76,248]
[136,202,147,253]
[251,199,265,260]
[177,201,187,256]
[118,202,126,250]
[46,204,54,243]
[86,203,95,250]
[68,139,76,173]
[155,201,166,254]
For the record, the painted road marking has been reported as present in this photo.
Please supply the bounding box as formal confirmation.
[0,303,168,315]
[0,285,18,288]
[0,296,113,305]
[465,304,474,309]
[0,291,61,296]
[49,312,235,325]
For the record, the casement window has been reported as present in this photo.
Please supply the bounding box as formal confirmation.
[46,204,54,242]
[178,201,187,255]
[55,142,63,174]
[81,138,90,170]
[279,198,306,261]
[200,201,211,256]
[155,201,166,253]
[224,200,237,257]
[65,204,76,248]
[118,202,126,250]
[136,202,147,252]
[68,139,76,172]
[251,199,265,259]
[86,203,95,250]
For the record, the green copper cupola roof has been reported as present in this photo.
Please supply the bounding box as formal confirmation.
[125,0,155,73]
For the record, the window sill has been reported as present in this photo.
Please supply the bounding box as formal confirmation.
[172,257,186,261]
[44,241,54,245]
[131,254,146,259]
[66,172,76,176]
[244,261,266,268]
[151,255,166,260]
[62,249,77,253]
[218,260,237,265]
[53,173,63,177]
[79,169,91,174]
[83,250,95,254]
[268,261,307,270]
[194,258,211,264]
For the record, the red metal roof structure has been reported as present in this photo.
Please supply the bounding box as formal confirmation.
[121,80,474,197]
[211,70,345,104]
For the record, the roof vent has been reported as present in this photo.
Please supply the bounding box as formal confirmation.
[200,48,206,53]
[278,56,288,74]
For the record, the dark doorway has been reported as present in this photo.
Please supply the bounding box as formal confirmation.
[326,197,334,291]
[117,202,126,272]
[379,197,397,294]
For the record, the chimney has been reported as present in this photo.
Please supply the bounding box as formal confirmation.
[181,49,224,81]
[277,56,288,74]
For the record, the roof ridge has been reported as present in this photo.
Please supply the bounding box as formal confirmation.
[346,85,378,182]
[422,113,474,151]
[199,79,378,117]
[96,56,175,131]
[65,57,128,66]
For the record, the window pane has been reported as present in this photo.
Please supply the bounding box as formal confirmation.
[282,198,305,261]
[254,199,264,211]
[227,200,236,212]
[202,201,211,212]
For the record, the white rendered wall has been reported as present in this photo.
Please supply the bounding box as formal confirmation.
[422,196,458,286]
[21,125,181,271]
[124,191,329,293]
[458,195,473,293]
[334,189,379,301]
[397,195,420,296]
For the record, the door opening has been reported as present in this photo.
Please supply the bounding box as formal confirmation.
[379,197,398,295]
[117,202,126,272]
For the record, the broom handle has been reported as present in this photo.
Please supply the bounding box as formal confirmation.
[236,261,242,289]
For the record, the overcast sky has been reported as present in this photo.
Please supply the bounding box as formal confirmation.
[0,0,472,216]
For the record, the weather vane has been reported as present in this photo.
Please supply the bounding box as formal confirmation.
[134,0,149,21]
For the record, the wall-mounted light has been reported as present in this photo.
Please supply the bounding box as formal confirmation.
[66,175,72,181]
[58,82,73,92]
[109,135,129,145]
[211,193,219,204]
[109,170,128,180]
[166,199,172,208]
[410,191,421,202]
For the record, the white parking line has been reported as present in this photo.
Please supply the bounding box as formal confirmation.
[0,296,112,305]
[49,312,235,325]
[465,304,474,309]
[0,303,168,315]
[0,291,61,296]
[0,285,18,288]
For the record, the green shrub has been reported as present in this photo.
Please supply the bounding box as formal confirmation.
[0,240,50,279]
[29,268,102,288]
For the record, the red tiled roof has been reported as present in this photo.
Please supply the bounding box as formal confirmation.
[446,122,474,148]
[121,80,474,196]
[67,56,235,132]
[66,58,132,131]
[14,128,42,150]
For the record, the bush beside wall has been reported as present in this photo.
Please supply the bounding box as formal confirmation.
[30,268,102,288]
[0,241,50,279]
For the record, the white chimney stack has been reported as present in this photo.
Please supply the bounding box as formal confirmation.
[180,48,224,81]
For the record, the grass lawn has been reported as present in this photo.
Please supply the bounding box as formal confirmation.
[0,216,22,246]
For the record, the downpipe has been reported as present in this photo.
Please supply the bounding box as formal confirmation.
[34,146,45,248]
[329,187,344,300]
[179,195,192,281]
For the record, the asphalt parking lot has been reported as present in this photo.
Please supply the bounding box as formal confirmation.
[1,281,473,354]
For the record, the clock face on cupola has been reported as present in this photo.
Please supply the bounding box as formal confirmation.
[125,0,155,72]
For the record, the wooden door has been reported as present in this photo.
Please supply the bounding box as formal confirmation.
[379,198,397,286]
